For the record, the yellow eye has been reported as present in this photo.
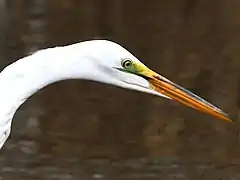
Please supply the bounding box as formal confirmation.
[122,59,132,69]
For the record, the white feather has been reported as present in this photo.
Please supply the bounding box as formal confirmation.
[0,40,168,150]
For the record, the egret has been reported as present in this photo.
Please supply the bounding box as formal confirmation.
[0,40,232,150]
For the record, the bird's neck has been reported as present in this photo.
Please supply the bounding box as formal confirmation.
[0,45,93,126]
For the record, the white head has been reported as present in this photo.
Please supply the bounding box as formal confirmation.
[0,40,232,124]
[72,40,169,98]
[65,40,231,123]
[0,39,232,150]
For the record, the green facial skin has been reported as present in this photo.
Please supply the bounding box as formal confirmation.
[116,59,148,77]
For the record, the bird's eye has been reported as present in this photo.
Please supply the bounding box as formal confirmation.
[122,59,132,69]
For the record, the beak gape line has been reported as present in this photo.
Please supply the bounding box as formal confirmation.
[148,73,233,123]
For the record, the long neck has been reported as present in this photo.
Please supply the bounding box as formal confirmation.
[0,44,93,127]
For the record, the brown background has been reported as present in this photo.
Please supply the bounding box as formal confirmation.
[0,0,239,179]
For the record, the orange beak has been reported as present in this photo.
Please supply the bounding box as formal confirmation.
[143,69,233,123]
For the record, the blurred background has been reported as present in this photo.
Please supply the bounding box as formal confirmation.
[0,0,239,179]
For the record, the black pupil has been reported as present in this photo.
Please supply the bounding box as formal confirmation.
[124,61,131,67]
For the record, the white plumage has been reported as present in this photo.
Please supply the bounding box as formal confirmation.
[0,40,232,150]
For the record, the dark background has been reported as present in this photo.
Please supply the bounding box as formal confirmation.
[0,0,239,179]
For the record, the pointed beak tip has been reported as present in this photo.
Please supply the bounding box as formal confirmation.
[226,118,235,125]
[216,111,234,124]
[146,72,234,125]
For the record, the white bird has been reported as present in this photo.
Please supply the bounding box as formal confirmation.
[0,40,232,150]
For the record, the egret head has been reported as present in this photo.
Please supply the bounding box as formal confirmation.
[76,40,232,123]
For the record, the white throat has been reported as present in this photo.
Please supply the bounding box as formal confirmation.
[0,42,99,148]
[0,40,155,149]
